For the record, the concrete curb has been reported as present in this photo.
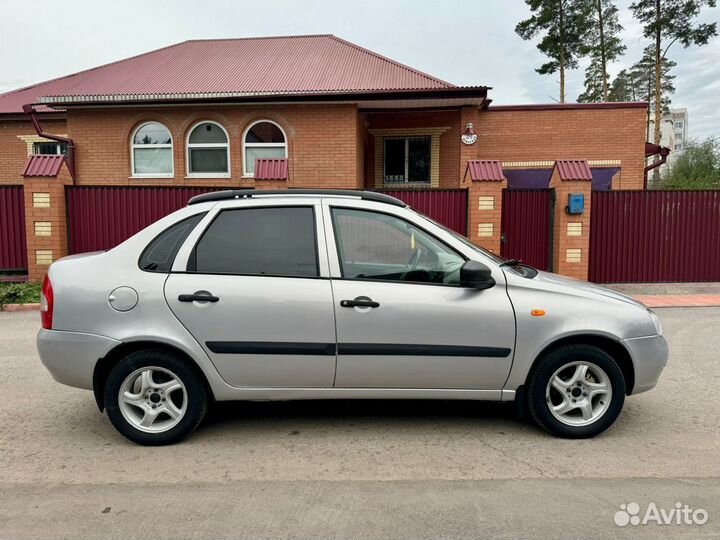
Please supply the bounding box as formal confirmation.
[1,303,40,312]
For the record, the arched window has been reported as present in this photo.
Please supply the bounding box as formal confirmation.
[187,121,230,177]
[243,120,287,176]
[131,122,173,177]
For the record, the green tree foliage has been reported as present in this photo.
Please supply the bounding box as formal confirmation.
[578,58,607,102]
[629,0,717,145]
[578,0,626,102]
[608,69,637,101]
[662,138,720,190]
[516,0,592,102]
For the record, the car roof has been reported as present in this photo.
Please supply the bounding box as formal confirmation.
[187,189,407,208]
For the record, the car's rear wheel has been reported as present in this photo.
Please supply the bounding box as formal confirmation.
[104,350,208,445]
[526,344,625,438]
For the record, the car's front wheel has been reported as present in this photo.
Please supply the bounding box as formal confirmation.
[526,344,626,438]
[104,350,208,445]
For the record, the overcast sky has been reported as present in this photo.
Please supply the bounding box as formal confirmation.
[1,0,717,138]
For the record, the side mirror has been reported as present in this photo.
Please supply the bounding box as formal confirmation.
[460,260,496,290]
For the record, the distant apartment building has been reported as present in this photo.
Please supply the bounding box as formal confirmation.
[667,108,689,154]
[648,108,689,173]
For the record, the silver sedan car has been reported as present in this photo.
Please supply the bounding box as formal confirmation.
[37,189,668,445]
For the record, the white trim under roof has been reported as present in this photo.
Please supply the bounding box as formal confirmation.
[40,97,487,111]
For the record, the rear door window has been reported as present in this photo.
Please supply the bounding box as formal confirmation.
[190,206,319,277]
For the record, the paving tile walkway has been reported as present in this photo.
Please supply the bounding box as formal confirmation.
[632,294,720,308]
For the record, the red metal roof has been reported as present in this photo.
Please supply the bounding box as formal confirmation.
[22,155,66,177]
[0,35,472,114]
[555,160,593,181]
[465,160,506,181]
[254,158,288,181]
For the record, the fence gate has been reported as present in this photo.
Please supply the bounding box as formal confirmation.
[0,186,27,271]
[378,189,468,235]
[66,186,225,254]
[501,189,554,271]
[590,190,720,283]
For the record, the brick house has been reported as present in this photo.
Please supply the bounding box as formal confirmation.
[0,35,653,282]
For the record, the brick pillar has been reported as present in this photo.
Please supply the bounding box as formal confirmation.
[549,161,593,280]
[464,162,507,255]
[23,162,73,282]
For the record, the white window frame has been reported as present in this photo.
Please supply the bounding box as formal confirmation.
[242,119,288,177]
[383,136,431,185]
[33,141,67,155]
[130,122,174,179]
[186,120,231,179]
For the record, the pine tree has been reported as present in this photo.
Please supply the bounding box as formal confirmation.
[578,58,607,102]
[578,0,626,102]
[629,0,717,145]
[630,46,676,139]
[608,69,636,101]
[516,0,593,102]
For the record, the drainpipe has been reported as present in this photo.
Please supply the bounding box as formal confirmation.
[643,146,670,189]
[22,103,75,179]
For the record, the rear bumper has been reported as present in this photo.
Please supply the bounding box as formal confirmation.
[622,334,669,395]
[37,329,120,390]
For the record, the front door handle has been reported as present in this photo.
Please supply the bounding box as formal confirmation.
[340,298,380,308]
[178,292,220,303]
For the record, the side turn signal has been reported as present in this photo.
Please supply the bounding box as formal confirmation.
[530,309,546,317]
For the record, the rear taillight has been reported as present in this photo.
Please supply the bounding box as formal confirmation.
[41,274,54,330]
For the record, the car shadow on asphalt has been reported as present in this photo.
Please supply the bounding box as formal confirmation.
[200,399,526,432]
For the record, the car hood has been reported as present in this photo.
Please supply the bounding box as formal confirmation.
[528,270,647,308]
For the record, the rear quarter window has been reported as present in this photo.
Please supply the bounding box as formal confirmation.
[138,213,206,273]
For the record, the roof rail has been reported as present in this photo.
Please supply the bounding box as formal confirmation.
[188,189,407,207]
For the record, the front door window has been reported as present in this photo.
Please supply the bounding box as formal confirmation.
[331,208,464,285]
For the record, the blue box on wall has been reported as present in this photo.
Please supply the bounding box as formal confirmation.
[566,193,585,215]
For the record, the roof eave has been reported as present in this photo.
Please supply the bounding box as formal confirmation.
[37,86,490,109]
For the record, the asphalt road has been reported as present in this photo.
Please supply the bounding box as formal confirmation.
[1,308,718,539]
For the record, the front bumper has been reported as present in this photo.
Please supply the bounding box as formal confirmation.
[37,329,120,390]
[622,334,669,394]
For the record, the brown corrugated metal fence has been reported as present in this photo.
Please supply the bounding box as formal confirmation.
[590,190,720,283]
[0,186,27,271]
[377,189,468,235]
[66,186,225,254]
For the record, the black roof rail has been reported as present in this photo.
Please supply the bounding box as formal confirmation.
[188,189,407,207]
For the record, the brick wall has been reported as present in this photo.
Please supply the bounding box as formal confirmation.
[65,104,361,188]
[0,117,67,184]
[476,105,647,190]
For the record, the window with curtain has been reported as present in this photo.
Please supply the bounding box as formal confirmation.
[132,122,173,176]
[187,122,230,176]
[244,121,287,176]
[33,141,68,155]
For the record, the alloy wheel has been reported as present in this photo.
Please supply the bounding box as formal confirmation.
[545,361,612,427]
[118,366,188,433]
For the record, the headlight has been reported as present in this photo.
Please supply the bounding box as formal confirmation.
[648,309,663,335]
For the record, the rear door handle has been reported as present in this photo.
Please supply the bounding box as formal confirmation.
[340,298,380,308]
[178,293,220,303]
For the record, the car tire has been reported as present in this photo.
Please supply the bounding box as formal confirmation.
[526,344,625,439]
[104,350,208,446]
